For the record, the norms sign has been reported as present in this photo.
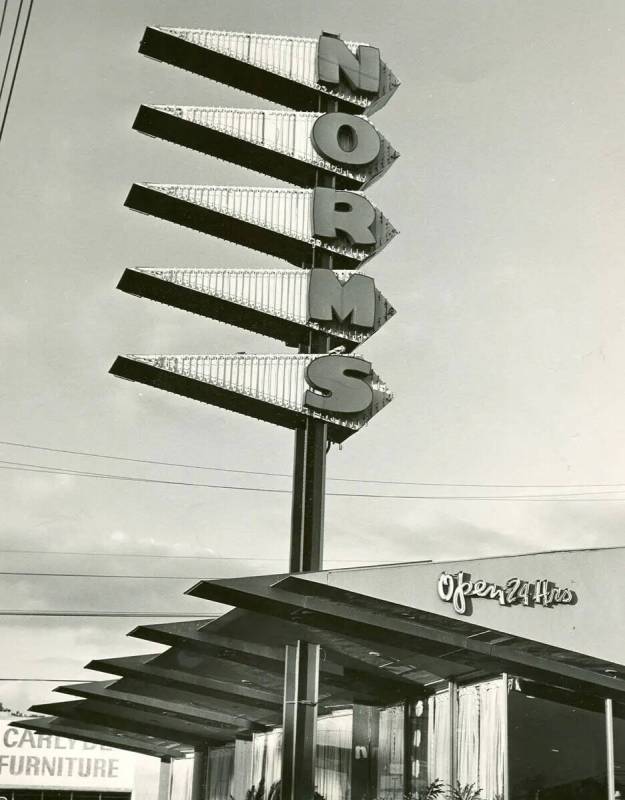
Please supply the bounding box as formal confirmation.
[113,28,398,436]
[0,723,134,791]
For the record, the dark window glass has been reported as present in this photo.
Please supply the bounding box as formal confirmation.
[509,682,607,800]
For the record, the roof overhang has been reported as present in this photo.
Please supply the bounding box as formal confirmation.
[10,716,189,759]
[186,570,625,701]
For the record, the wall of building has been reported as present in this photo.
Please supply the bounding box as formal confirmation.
[302,547,625,664]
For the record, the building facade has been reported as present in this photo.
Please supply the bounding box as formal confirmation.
[14,547,625,800]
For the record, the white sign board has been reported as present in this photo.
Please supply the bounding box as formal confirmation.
[0,722,135,792]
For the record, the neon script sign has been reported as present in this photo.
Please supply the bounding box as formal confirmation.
[437,571,577,616]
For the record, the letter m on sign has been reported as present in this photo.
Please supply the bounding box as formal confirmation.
[308,271,376,329]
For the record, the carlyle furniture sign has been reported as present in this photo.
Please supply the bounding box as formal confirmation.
[437,571,577,615]
[0,722,134,792]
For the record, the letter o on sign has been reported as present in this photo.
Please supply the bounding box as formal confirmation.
[438,573,454,602]
[311,112,381,166]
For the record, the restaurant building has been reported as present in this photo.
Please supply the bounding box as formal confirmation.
[13,546,625,800]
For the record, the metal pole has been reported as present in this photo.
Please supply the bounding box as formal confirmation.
[191,745,208,800]
[502,673,510,800]
[281,88,338,800]
[448,681,458,791]
[606,698,616,800]
[288,131,336,572]
[403,700,414,796]
[281,644,298,794]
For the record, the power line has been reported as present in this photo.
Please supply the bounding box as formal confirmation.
[0,439,296,481]
[2,439,624,490]
[0,679,85,682]
[2,458,625,500]
[0,460,289,493]
[0,0,32,145]
[0,0,9,40]
[0,571,271,579]
[0,0,23,98]
[0,611,220,618]
[0,547,385,563]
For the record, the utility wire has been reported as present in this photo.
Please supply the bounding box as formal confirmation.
[2,458,625,500]
[0,0,23,98]
[0,611,220,618]
[2,439,623,489]
[0,0,31,145]
[0,460,289,494]
[0,439,296,481]
[0,0,9,39]
[0,679,85,682]
[0,547,382,563]
[0,571,271,579]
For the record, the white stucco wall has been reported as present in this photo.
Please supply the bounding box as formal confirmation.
[301,547,625,665]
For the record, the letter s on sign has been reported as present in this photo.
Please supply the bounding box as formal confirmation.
[305,355,373,415]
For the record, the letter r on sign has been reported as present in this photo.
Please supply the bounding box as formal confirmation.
[313,188,376,246]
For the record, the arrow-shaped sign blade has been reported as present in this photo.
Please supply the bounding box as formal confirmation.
[110,353,393,444]
[117,267,396,352]
[124,184,398,270]
[139,27,399,116]
[133,106,399,191]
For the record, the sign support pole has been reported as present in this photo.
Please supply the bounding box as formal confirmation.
[121,29,398,800]
[191,745,208,800]
[282,92,338,800]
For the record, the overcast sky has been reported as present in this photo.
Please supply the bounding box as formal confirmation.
[1,0,625,714]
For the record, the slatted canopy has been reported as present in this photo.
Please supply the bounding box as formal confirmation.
[116,267,396,353]
[133,106,399,190]
[124,184,398,272]
[138,27,400,115]
[109,353,393,445]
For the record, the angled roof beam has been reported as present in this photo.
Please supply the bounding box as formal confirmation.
[55,678,270,731]
[87,653,285,712]
[204,608,476,685]
[130,619,416,701]
[30,700,231,747]
[10,716,188,759]
[55,679,270,734]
